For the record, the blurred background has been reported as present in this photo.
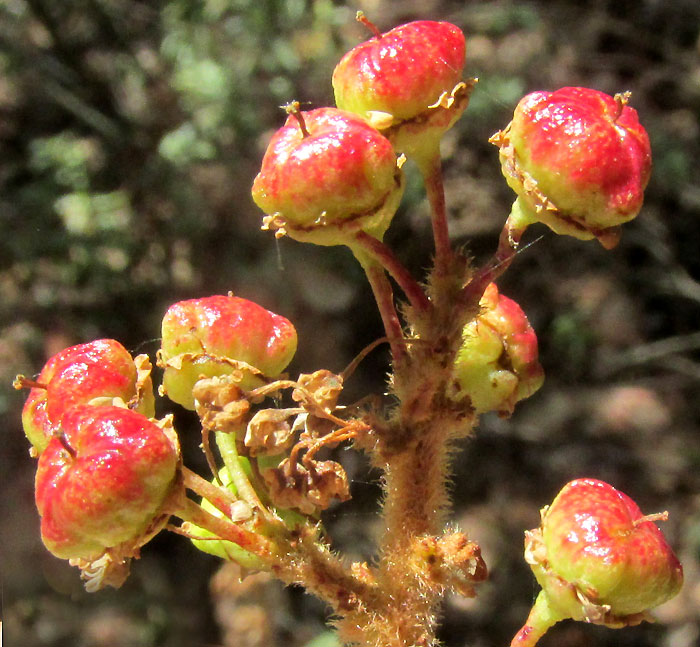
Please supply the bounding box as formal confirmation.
[1,0,699,645]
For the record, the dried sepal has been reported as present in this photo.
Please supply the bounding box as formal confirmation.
[192,375,251,435]
[293,370,344,415]
[244,408,300,456]
[262,457,350,515]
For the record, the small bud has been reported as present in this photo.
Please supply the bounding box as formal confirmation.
[411,532,487,597]
[158,295,297,410]
[35,405,180,564]
[252,107,404,246]
[450,283,544,416]
[332,19,469,162]
[19,339,155,454]
[492,87,651,248]
[525,478,683,628]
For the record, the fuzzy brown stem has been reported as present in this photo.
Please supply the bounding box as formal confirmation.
[273,527,379,615]
[369,420,453,646]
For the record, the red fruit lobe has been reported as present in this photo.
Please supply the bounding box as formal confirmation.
[35,405,179,561]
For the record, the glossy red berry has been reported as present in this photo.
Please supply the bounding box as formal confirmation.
[526,478,683,625]
[252,107,403,246]
[20,339,155,454]
[333,19,466,122]
[35,405,179,561]
[158,294,297,410]
[492,87,651,248]
[332,18,469,162]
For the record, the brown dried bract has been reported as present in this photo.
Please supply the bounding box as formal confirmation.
[244,408,299,455]
[293,369,344,414]
[193,376,251,434]
[262,457,350,515]
[411,531,487,598]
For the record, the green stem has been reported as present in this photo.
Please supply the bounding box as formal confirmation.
[215,430,268,516]
[510,591,564,647]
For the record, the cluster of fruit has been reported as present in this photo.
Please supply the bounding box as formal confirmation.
[15,12,682,646]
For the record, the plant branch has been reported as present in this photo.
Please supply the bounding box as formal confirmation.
[353,231,432,313]
[353,252,408,363]
[417,148,454,280]
[463,197,534,302]
[168,495,273,558]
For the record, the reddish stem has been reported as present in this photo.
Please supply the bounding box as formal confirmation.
[56,433,77,459]
[462,199,532,304]
[363,261,407,363]
[170,496,272,558]
[354,231,431,313]
[284,100,310,137]
[417,151,454,280]
[356,11,382,38]
[181,465,239,519]
[13,375,48,390]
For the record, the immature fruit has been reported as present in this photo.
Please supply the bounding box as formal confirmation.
[35,405,179,562]
[492,87,651,248]
[526,478,683,625]
[20,339,155,454]
[158,295,297,410]
[332,18,469,162]
[252,107,403,246]
[450,283,543,416]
